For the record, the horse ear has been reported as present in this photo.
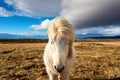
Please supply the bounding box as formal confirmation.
[67,41,73,59]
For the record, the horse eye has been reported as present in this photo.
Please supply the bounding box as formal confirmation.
[50,41,54,44]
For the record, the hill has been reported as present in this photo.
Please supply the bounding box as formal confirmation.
[0,33,47,39]
[85,36,120,39]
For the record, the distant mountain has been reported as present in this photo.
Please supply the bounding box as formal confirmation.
[76,33,103,39]
[84,36,120,39]
[1,33,101,39]
[76,34,120,39]
[0,33,120,39]
[0,33,48,39]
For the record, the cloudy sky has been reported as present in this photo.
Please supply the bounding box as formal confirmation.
[0,0,120,37]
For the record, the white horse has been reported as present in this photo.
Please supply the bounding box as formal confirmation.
[43,17,76,80]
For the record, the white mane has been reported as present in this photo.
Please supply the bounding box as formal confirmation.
[48,17,75,42]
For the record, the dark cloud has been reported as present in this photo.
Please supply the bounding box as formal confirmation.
[61,0,120,28]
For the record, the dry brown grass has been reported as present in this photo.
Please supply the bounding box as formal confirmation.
[0,41,120,80]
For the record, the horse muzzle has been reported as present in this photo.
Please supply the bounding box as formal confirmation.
[54,65,65,73]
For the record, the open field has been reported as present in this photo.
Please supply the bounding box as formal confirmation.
[0,41,120,80]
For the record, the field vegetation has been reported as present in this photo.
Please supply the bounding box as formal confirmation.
[0,40,120,80]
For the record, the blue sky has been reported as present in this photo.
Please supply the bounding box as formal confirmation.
[0,0,120,37]
[0,16,39,34]
[0,16,53,35]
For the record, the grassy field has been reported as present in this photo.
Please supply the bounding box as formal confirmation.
[0,41,120,80]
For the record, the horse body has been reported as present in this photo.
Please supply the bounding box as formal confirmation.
[43,17,76,80]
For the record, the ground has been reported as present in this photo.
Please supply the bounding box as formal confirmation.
[0,41,120,80]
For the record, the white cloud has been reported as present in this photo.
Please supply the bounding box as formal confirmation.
[99,26,120,36]
[31,19,50,30]
[75,26,120,36]
[75,27,103,35]
[4,0,14,5]
[5,0,61,17]
[0,7,13,17]
[18,31,47,36]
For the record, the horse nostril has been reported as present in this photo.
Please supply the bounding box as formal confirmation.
[54,65,65,73]
[62,66,65,70]
[54,65,57,70]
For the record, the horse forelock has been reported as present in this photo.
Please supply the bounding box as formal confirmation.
[48,17,74,41]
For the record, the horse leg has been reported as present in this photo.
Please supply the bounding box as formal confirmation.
[48,73,57,80]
